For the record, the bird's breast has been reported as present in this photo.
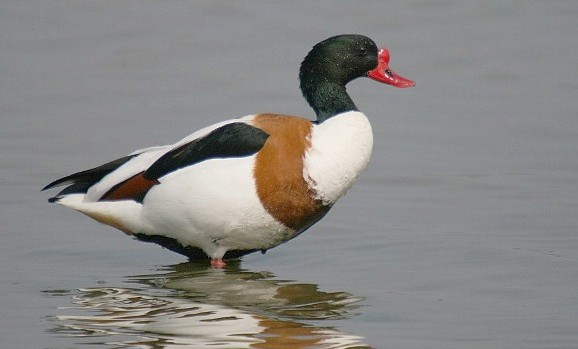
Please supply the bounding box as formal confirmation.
[303,111,374,205]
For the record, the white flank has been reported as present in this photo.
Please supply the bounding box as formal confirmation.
[140,155,292,258]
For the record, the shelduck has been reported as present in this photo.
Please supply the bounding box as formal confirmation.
[43,34,415,267]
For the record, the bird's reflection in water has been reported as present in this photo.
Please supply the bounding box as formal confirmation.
[46,261,372,348]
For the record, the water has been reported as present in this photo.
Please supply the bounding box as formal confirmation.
[2,1,577,348]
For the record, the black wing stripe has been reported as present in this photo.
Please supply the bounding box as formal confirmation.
[144,122,269,180]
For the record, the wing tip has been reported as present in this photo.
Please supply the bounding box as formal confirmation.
[42,179,64,191]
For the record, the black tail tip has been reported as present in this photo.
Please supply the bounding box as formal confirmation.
[48,196,60,203]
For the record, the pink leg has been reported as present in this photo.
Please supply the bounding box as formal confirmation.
[210,258,226,268]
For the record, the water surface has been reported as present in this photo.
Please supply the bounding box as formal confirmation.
[2,2,577,348]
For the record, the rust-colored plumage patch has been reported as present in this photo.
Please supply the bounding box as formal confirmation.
[253,113,325,230]
[100,172,159,202]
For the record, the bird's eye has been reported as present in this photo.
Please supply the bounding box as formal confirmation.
[357,46,368,55]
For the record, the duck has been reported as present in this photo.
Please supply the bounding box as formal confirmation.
[43,34,415,267]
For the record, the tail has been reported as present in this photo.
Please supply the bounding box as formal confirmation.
[42,155,136,202]
[43,154,148,235]
[53,194,143,235]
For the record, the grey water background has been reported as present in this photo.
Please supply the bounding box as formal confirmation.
[2,1,577,348]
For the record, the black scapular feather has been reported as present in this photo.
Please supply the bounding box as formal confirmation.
[144,122,269,180]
